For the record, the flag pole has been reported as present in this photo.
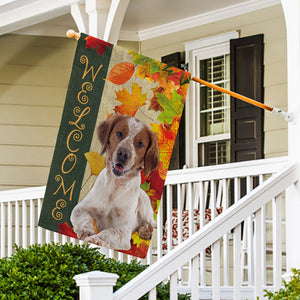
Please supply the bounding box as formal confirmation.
[191,76,293,122]
[66,29,80,40]
[65,29,293,122]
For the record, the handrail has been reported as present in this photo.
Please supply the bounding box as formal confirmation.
[0,186,46,202]
[114,162,298,300]
[165,156,288,184]
[0,157,287,202]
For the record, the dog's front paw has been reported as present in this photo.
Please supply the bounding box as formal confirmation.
[138,225,152,240]
[73,226,94,241]
[84,234,110,248]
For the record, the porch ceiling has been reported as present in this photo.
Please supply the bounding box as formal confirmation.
[0,0,280,41]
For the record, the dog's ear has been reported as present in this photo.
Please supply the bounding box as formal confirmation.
[144,130,160,177]
[98,113,122,155]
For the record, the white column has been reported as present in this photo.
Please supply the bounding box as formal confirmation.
[74,271,119,300]
[85,0,110,39]
[281,0,300,272]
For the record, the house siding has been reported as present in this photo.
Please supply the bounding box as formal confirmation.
[140,4,287,161]
[0,35,139,190]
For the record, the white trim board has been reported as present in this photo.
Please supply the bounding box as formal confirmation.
[138,0,280,41]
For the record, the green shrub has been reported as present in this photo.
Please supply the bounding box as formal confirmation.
[0,243,190,300]
[264,268,300,299]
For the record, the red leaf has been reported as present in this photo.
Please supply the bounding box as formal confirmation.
[85,36,112,56]
[58,222,77,239]
[106,62,135,85]
[168,70,184,85]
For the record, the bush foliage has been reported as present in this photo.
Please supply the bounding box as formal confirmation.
[264,268,300,299]
[0,243,190,300]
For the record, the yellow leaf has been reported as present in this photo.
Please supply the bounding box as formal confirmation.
[85,151,106,176]
[131,231,151,247]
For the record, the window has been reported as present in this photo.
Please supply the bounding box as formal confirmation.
[198,54,230,166]
[185,31,238,167]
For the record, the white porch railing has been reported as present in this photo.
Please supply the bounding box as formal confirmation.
[73,160,297,300]
[0,156,293,299]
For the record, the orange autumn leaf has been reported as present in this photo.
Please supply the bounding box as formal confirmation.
[85,151,106,176]
[135,63,151,81]
[106,62,135,85]
[114,82,147,117]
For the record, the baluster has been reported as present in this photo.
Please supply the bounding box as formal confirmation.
[148,287,156,300]
[222,179,229,286]
[15,200,20,247]
[273,194,283,290]
[0,202,5,258]
[62,234,68,244]
[45,229,51,244]
[187,182,193,285]
[177,183,183,285]
[259,174,267,286]
[37,198,43,244]
[156,199,163,259]
[233,224,242,300]
[187,182,193,233]
[234,177,240,203]
[212,240,220,300]
[199,181,206,286]
[30,199,35,245]
[118,251,124,262]
[254,207,263,299]
[191,255,199,300]
[170,271,178,300]
[146,240,152,265]
[166,184,173,252]
[246,176,254,285]
[7,201,12,257]
[22,200,27,248]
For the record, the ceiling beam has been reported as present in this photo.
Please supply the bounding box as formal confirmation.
[0,0,81,36]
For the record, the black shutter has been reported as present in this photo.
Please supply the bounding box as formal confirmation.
[161,52,185,170]
[230,34,264,162]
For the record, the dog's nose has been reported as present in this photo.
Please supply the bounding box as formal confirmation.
[117,148,131,163]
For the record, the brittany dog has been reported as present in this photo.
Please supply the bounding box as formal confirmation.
[71,113,160,250]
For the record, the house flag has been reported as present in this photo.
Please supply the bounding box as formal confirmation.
[38,33,191,258]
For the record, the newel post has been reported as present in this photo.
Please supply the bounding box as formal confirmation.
[74,271,119,300]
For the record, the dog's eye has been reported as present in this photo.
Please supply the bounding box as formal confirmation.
[116,131,123,139]
[136,141,144,148]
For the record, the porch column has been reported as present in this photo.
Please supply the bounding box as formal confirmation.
[281,0,300,271]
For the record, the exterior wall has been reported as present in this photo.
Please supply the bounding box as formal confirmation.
[0,33,138,190]
[140,4,288,160]
[0,34,76,190]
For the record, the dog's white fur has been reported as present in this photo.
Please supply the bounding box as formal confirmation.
[70,113,159,250]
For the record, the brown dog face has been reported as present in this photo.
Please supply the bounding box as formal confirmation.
[98,113,160,177]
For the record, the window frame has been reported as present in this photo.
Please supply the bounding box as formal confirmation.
[185,31,239,167]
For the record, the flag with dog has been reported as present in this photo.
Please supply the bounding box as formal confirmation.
[38,33,191,258]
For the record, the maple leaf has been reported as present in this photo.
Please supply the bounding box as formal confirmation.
[180,71,192,85]
[106,62,135,85]
[85,36,112,56]
[135,63,151,81]
[58,222,77,239]
[168,70,185,85]
[148,94,163,111]
[114,83,147,117]
[156,91,184,124]
[129,50,152,65]
[85,152,106,176]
